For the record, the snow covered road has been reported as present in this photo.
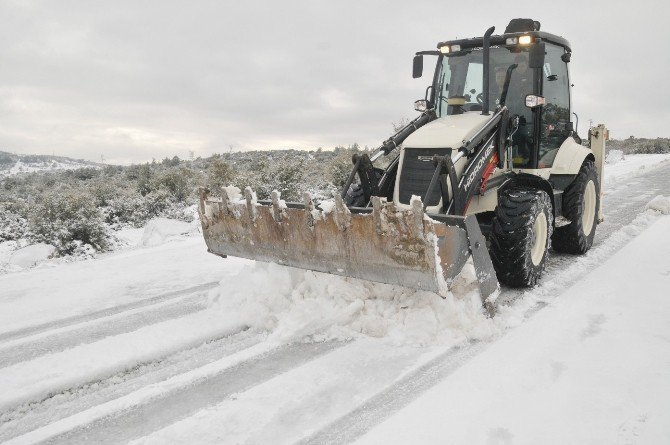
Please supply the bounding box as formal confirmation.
[1,155,669,444]
[355,210,670,444]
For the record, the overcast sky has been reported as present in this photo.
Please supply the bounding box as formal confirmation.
[0,0,667,164]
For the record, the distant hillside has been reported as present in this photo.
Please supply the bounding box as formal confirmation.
[0,151,102,179]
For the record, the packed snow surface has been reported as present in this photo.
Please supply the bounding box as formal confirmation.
[356,215,670,445]
[603,152,670,186]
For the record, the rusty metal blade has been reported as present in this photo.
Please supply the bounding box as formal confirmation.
[198,188,491,297]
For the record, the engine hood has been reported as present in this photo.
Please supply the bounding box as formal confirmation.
[402,112,491,149]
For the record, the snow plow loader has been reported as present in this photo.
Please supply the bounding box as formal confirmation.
[199,18,607,305]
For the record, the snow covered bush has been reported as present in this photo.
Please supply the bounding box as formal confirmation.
[0,201,30,241]
[142,189,193,222]
[207,158,237,193]
[28,188,111,255]
[231,156,306,201]
[152,168,194,203]
[328,149,357,190]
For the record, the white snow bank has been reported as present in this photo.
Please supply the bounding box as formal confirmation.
[139,218,199,247]
[209,262,499,347]
[0,241,22,273]
[7,243,55,269]
[646,195,670,215]
[113,227,145,247]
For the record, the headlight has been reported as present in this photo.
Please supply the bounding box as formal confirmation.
[518,35,533,45]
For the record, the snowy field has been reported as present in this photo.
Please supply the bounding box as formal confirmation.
[1,153,670,444]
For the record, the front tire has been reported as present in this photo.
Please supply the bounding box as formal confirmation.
[552,160,599,254]
[490,188,554,287]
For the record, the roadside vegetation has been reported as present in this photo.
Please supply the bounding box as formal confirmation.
[606,136,670,154]
[0,146,366,257]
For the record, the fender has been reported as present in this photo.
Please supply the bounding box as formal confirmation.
[550,137,595,176]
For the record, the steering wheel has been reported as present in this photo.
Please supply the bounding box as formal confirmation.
[476,93,484,104]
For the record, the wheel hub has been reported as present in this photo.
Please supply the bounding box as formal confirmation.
[531,212,548,266]
[582,180,596,236]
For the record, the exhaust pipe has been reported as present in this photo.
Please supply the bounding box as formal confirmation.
[481,26,495,116]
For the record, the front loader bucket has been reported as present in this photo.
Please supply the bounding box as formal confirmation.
[198,187,498,302]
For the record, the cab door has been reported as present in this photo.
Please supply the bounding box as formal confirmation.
[538,43,572,168]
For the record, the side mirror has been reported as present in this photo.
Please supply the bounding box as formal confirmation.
[529,41,545,68]
[413,55,423,78]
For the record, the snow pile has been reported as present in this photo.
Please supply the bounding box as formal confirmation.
[221,185,243,203]
[318,199,336,214]
[646,195,670,215]
[208,262,499,346]
[605,149,625,164]
[8,243,56,269]
[139,218,199,247]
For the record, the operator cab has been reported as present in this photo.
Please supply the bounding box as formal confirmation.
[413,18,574,169]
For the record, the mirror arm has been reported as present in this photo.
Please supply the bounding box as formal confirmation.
[499,63,518,107]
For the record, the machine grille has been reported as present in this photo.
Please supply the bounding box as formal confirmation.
[398,147,452,206]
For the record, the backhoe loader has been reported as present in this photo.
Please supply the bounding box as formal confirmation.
[198,18,608,304]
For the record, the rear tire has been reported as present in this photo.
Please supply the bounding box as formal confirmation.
[490,188,553,287]
[552,160,599,254]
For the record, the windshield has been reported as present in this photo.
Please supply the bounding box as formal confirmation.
[435,46,535,118]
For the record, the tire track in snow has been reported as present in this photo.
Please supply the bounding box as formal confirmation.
[0,328,260,442]
[0,282,218,344]
[0,294,209,369]
[300,342,489,445]
[11,341,344,445]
